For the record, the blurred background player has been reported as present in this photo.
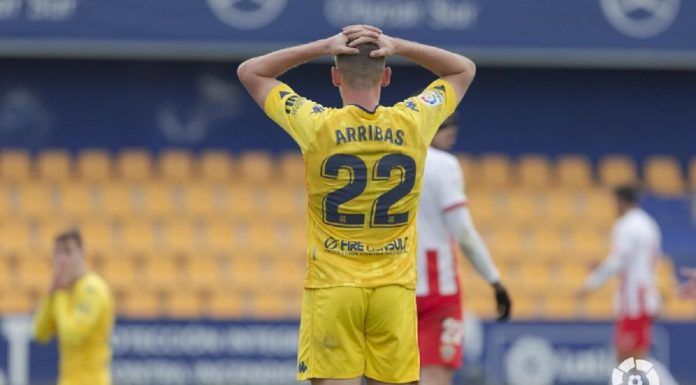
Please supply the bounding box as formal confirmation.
[238,25,475,385]
[33,230,114,385]
[577,186,678,385]
[416,115,511,385]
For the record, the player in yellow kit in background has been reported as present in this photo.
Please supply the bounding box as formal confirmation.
[33,230,114,385]
[238,24,475,385]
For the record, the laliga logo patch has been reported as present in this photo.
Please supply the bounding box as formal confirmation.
[419,90,445,107]
[207,0,286,30]
[612,357,660,385]
[600,0,680,38]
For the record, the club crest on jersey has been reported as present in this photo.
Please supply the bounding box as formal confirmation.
[419,89,445,107]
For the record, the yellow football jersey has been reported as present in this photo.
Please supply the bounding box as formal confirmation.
[33,272,114,385]
[265,78,457,289]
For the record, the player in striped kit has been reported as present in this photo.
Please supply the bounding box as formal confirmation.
[416,115,511,385]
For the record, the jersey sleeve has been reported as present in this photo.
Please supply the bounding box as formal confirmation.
[263,82,327,153]
[52,280,108,346]
[32,296,56,343]
[394,78,458,145]
[437,156,468,212]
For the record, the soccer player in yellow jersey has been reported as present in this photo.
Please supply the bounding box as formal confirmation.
[33,230,114,385]
[238,24,475,385]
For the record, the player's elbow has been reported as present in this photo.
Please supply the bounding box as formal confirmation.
[456,57,476,84]
[236,60,255,87]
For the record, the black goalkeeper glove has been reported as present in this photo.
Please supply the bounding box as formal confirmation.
[492,282,511,321]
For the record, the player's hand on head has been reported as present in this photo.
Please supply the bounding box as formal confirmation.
[327,32,360,56]
[492,282,511,321]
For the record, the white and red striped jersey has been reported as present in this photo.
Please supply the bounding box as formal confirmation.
[416,148,468,297]
[585,207,662,317]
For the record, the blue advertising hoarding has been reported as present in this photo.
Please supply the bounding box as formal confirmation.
[0,0,693,66]
[1,316,695,385]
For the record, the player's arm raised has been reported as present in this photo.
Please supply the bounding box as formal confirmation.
[237,26,380,107]
[346,27,476,103]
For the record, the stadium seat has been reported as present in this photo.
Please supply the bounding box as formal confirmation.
[544,296,578,319]
[569,228,608,262]
[165,290,204,318]
[511,296,539,319]
[226,186,261,222]
[144,258,183,289]
[0,290,34,314]
[517,154,552,189]
[0,185,12,216]
[530,229,566,261]
[122,289,162,317]
[271,259,305,292]
[58,184,96,219]
[644,155,685,196]
[253,292,299,318]
[76,149,112,182]
[79,220,115,256]
[199,150,233,182]
[17,184,56,219]
[162,220,200,255]
[0,149,31,183]
[0,222,33,256]
[141,183,177,218]
[159,149,193,183]
[100,184,135,219]
[556,154,593,188]
[466,191,499,227]
[203,220,238,254]
[208,290,244,318]
[116,148,152,182]
[265,189,305,221]
[579,189,615,228]
[544,190,578,227]
[36,149,72,183]
[238,151,273,185]
[598,155,637,187]
[229,259,265,290]
[186,257,222,290]
[16,258,52,292]
[505,191,540,226]
[478,153,512,188]
[185,184,223,218]
[100,257,140,292]
[120,221,156,255]
[279,151,305,186]
[663,299,696,320]
[582,296,613,319]
[517,263,551,292]
[455,153,480,188]
[488,227,527,262]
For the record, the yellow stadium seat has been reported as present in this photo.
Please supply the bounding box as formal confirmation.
[199,150,233,182]
[478,153,512,188]
[37,149,72,183]
[123,289,162,317]
[116,148,152,182]
[488,228,527,262]
[556,154,593,188]
[165,290,204,318]
[517,263,551,292]
[76,149,112,182]
[598,155,637,187]
[100,184,135,219]
[279,151,305,186]
[101,257,140,291]
[513,296,540,319]
[530,229,566,261]
[253,292,298,318]
[226,186,261,222]
[17,184,56,219]
[517,154,552,189]
[79,220,115,256]
[209,290,244,318]
[185,185,223,218]
[186,257,222,290]
[0,149,31,183]
[467,191,498,227]
[58,184,95,219]
[162,220,199,255]
[554,262,589,291]
[16,258,52,292]
[120,221,156,255]
[0,222,33,256]
[569,228,608,262]
[544,191,578,227]
[0,186,12,216]
[455,153,479,188]
[583,296,613,319]
[203,220,239,254]
[159,149,193,182]
[271,259,305,292]
[544,296,578,319]
[663,299,696,320]
[34,220,74,255]
[141,184,177,218]
[230,259,265,290]
[239,151,273,185]
[644,155,685,196]
[579,189,615,228]
[245,224,279,255]
[505,191,540,226]
[0,290,34,314]
[265,189,305,221]
[144,258,182,289]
